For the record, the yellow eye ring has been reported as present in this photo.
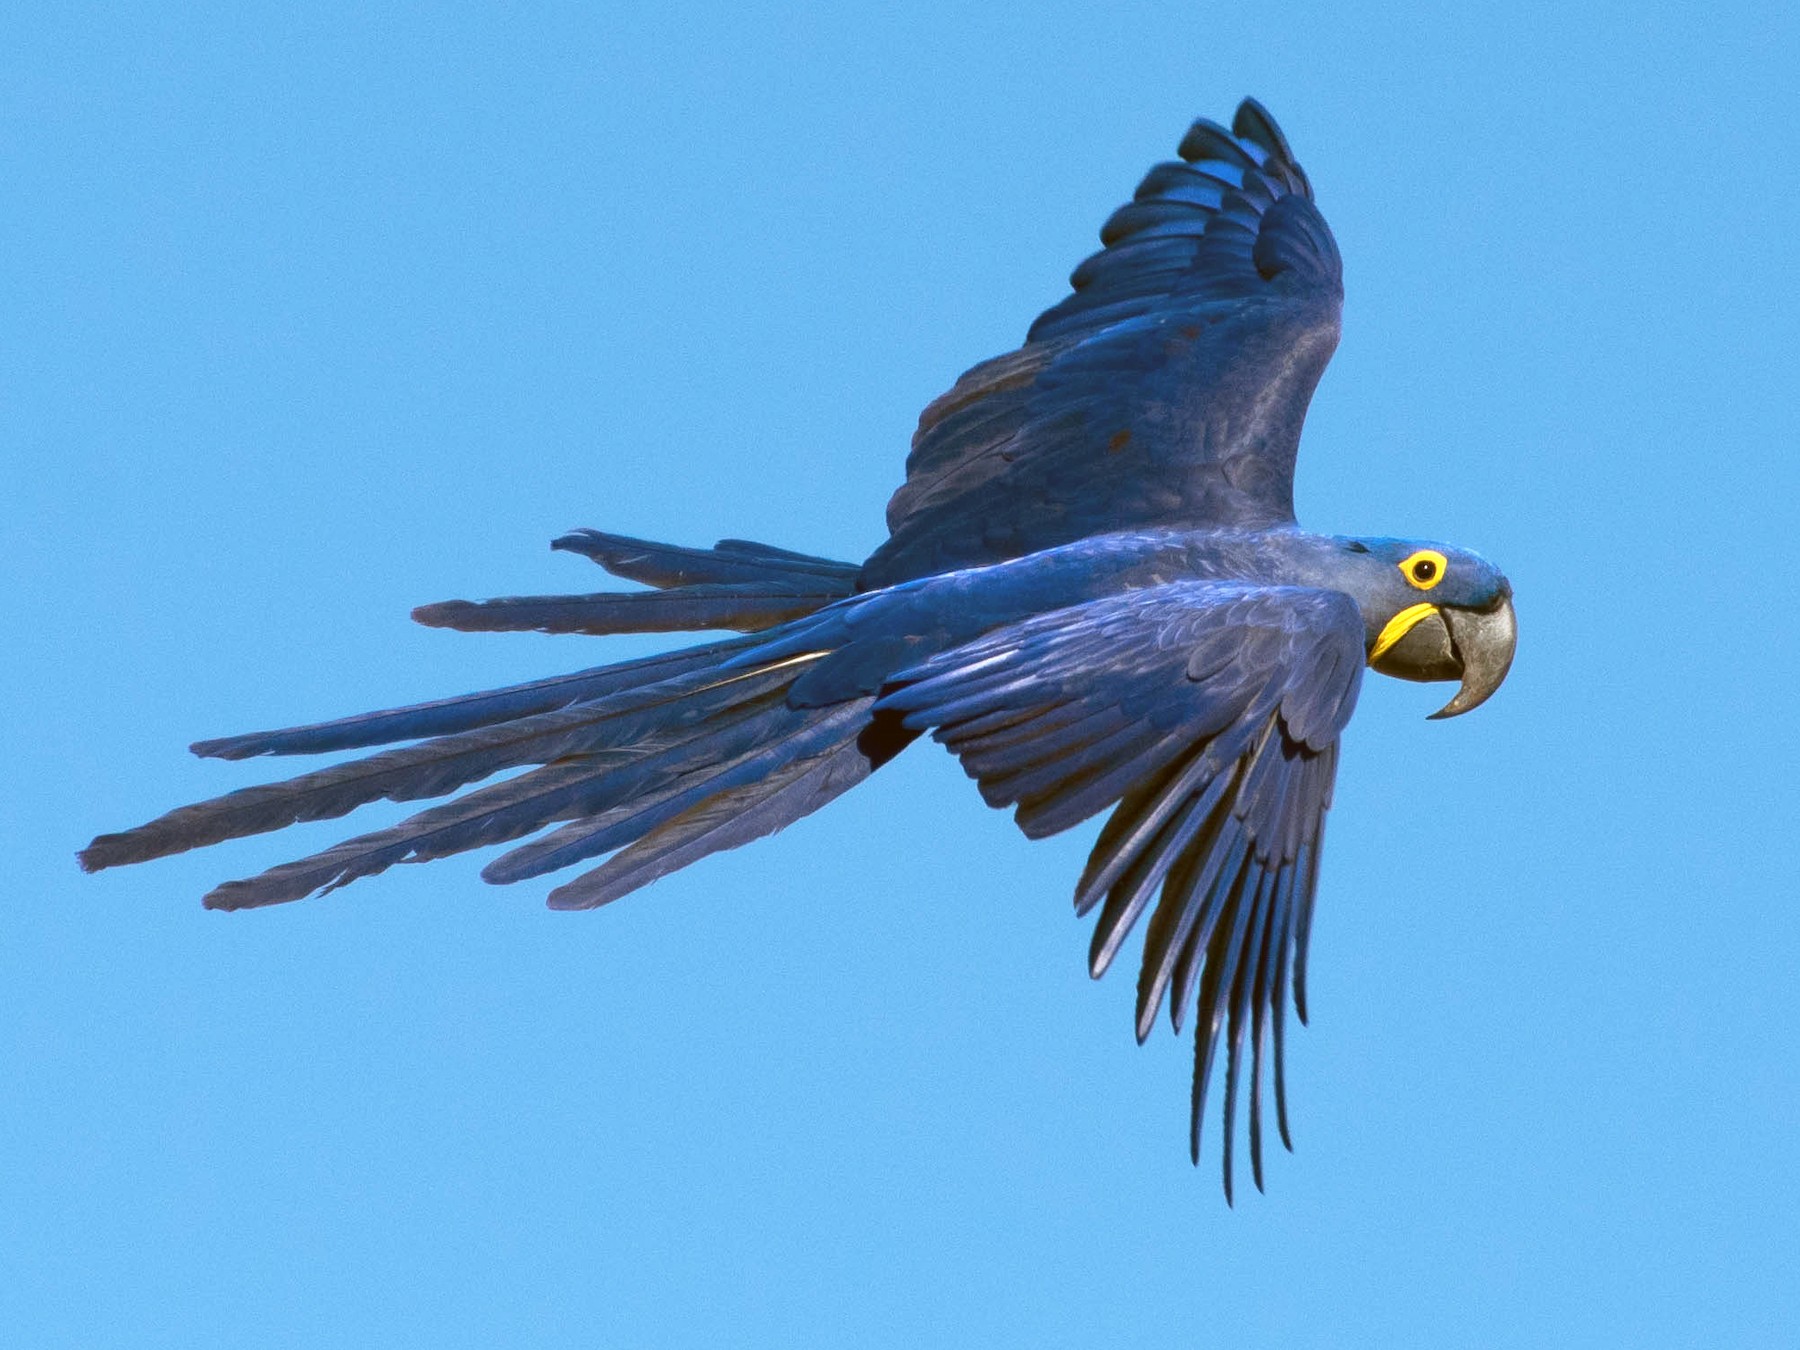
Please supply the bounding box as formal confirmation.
[1399,549,1448,591]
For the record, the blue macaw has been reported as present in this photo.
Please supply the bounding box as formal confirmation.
[82,100,1516,1198]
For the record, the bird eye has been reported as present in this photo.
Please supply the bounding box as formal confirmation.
[1399,549,1447,591]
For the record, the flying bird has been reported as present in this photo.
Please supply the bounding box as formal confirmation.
[82,99,1516,1200]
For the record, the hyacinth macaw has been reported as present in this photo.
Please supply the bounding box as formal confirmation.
[82,99,1516,1199]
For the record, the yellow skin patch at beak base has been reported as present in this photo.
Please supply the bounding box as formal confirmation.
[1369,602,1441,664]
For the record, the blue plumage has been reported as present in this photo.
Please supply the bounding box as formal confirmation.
[80,100,1516,1200]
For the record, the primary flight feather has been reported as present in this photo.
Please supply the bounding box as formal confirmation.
[82,99,1516,1200]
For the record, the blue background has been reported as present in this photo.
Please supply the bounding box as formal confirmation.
[7,3,1798,1345]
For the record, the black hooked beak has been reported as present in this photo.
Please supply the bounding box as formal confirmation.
[1429,592,1517,719]
[1368,590,1517,719]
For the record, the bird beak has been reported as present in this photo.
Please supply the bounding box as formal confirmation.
[1428,592,1517,720]
[1367,590,1517,719]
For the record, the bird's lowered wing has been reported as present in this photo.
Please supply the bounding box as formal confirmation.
[862,99,1343,589]
[876,580,1364,1198]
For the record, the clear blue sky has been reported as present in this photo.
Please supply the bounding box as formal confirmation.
[6,3,1798,1346]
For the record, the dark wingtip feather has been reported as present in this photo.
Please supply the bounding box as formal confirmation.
[1275,1068,1294,1152]
[1232,98,1293,164]
[1268,879,1297,1153]
[1247,896,1278,1194]
[1221,1017,1243,1205]
[1177,117,1258,170]
[1248,1042,1266,1193]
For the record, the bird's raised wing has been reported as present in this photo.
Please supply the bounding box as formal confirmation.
[862,99,1343,589]
[876,580,1363,1198]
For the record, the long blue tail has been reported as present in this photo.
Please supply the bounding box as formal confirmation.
[78,531,898,910]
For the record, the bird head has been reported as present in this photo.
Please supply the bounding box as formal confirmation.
[1335,537,1516,718]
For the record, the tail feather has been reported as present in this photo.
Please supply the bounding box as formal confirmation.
[410,529,861,638]
[80,527,916,910]
[203,676,871,910]
[202,757,616,910]
[412,584,845,636]
[79,659,813,874]
[192,526,860,762]
[711,538,861,569]
[483,698,876,884]
[200,689,794,908]
[546,725,881,911]
[190,638,754,761]
[553,529,860,588]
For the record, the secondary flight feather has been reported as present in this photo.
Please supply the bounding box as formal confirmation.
[82,99,1516,1200]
